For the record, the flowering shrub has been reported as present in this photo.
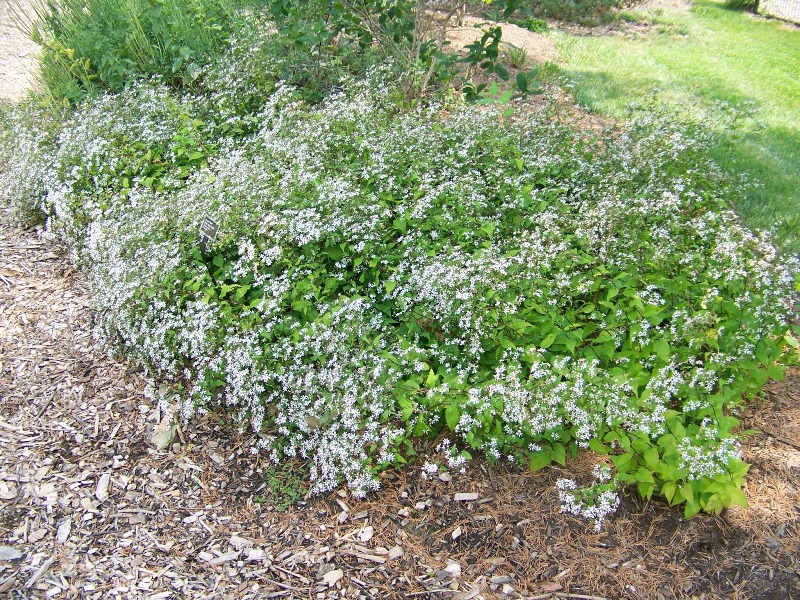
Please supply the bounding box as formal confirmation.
[1,58,797,514]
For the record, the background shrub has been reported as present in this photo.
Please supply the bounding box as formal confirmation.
[24,0,243,102]
[515,0,626,25]
[723,0,761,12]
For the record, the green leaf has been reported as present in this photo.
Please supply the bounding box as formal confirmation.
[426,369,437,388]
[767,364,785,381]
[653,338,671,363]
[678,483,695,504]
[728,487,749,509]
[643,446,660,471]
[540,333,557,349]
[637,481,655,500]
[635,467,654,484]
[445,402,461,431]
[481,222,496,237]
[684,501,702,518]
[384,279,396,295]
[529,451,551,471]
[551,443,566,466]
[588,438,610,455]
[515,72,528,93]
[661,481,677,504]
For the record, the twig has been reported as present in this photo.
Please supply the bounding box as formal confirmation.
[24,555,57,589]
[261,577,305,594]
[762,429,800,451]
[36,395,56,418]
[270,563,311,585]
[526,594,610,600]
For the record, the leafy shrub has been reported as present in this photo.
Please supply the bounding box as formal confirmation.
[259,0,538,102]
[0,104,62,225]
[25,0,243,101]
[2,59,797,515]
[723,0,760,12]
[517,0,626,26]
[517,17,549,32]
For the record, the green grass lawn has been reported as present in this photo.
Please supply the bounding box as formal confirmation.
[552,0,800,254]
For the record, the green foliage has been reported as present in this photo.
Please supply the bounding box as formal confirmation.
[261,462,309,511]
[502,43,529,69]
[25,0,243,102]
[258,0,537,102]
[510,16,549,32]
[516,0,625,26]
[723,0,760,12]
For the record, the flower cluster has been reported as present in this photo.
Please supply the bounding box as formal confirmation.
[557,473,621,533]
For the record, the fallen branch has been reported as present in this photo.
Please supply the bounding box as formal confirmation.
[762,429,800,451]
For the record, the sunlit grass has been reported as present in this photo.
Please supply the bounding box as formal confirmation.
[553,0,800,253]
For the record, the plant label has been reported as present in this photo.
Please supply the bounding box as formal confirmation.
[199,217,219,253]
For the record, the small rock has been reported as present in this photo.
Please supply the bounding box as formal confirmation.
[210,452,224,466]
[414,501,426,511]
[438,472,452,482]
[337,511,349,524]
[317,563,336,578]
[451,526,463,540]
[359,526,374,543]
[95,473,110,502]
[0,546,22,561]
[387,546,404,560]
[0,482,17,500]
[502,583,515,595]
[322,568,344,587]
[128,513,147,525]
[398,507,411,518]
[437,563,461,580]
[538,581,562,592]
[454,492,479,502]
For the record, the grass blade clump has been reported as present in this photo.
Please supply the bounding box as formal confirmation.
[19,0,242,102]
[1,60,797,516]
